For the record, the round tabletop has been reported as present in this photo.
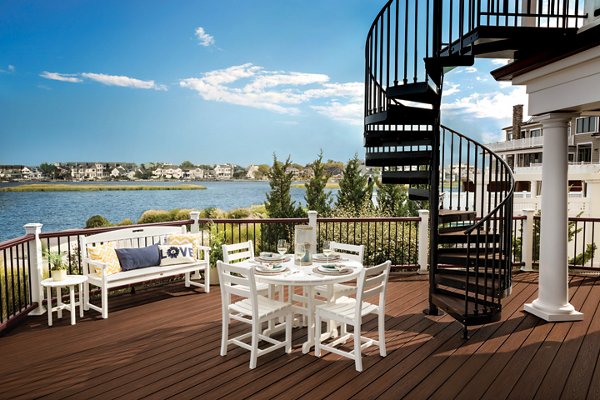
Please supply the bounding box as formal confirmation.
[41,275,88,287]
[245,258,363,286]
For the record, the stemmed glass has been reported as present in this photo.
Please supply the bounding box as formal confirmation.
[322,240,333,264]
[277,239,288,257]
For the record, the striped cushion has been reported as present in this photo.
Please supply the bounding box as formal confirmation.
[87,243,122,276]
[166,233,203,259]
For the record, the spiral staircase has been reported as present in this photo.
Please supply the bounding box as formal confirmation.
[364,0,586,338]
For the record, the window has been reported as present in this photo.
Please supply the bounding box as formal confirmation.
[576,117,598,134]
[569,153,575,162]
[530,129,542,137]
[577,144,592,163]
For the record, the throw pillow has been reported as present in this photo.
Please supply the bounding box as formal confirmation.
[87,243,122,276]
[158,243,196,266]
[115,245,160,271]
[166,233,204,259]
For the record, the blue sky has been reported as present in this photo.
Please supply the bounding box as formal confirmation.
[0,0,526,167]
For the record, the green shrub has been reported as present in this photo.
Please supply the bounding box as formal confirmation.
[116,218,133,226]
[137,210,173,224]
[227,208,251,219]
[86,215,111,228]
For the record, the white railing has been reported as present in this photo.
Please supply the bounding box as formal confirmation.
[487,135,574,152]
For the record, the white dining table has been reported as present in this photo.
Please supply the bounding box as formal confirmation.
[239,256,363,354]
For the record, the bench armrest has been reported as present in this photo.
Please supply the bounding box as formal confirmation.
[83,258,109,277]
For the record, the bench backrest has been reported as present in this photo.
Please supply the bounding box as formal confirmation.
[81,225,187,258]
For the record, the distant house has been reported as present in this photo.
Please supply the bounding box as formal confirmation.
[110,166,127,178]
[246,165,259,179]
[189,168,205,180]
[285,166,301,179]
[214,164,233,180]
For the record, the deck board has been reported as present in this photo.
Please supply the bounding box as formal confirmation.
[0,272,599,400]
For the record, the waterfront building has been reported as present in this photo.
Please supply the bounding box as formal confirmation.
[214,164,233,180]
[487,106,600,216]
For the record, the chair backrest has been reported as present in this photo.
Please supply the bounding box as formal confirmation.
[331,242,364,263]
[355,260,391,315]
[222,241,254,264]
[217,260,259,316]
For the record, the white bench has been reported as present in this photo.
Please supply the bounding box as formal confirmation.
[81,225,210,318]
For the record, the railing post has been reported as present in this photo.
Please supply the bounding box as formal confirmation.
[190,211,200,233]
[307,210,318,252]
[521,209,535,272]
[24,223,46,316]
[418,210,430,274]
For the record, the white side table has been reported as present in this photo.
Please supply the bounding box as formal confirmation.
[41,275,88,326]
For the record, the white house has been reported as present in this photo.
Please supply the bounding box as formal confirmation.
[214,164,233,180]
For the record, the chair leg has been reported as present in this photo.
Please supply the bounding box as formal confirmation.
[101,286,108,319]
[315,313,322,357]
[220,313,229,356]
[184,272,191,288]
[285,311,292,354]
[83,282,90,311]
[354,325,363,372]
[250,322,260,369]
[204,268,210,293]
[378,310,386,357]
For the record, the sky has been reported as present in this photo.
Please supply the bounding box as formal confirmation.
[0,0,527,167]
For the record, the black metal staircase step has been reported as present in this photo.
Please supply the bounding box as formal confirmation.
[424,55,475,85]
[381,170,429,185]
[364,129,434,147]
[438,209,476,224]
[438,230,501,244]
[386,82,439,105]
[437,250,507,267]
[365,150,431,167]
[408,188,429,201]
[365,104,436,126]
[431,290,502,326]
[435,273,506,298]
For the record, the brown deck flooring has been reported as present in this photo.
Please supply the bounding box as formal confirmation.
[1,272,599,399]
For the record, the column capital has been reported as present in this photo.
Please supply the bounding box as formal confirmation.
[537,113,577,128]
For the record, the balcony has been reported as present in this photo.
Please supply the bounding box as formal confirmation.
[515,162,600,176]
[487,135,574,152]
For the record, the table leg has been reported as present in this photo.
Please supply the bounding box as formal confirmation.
[302,286,315,354]
[47,286,53,327]
[57,287,63,319]
[69,286,76,325]
[79,283,84,318]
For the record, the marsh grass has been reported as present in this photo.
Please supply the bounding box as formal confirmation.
[0,184,206,192]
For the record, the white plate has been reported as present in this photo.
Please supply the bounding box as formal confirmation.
[256,264,287,273]
[313,253,340,261]
[257,253,285,261]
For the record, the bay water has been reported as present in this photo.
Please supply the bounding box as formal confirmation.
[0,181,337,242]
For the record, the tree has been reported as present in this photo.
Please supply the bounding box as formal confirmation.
[180,160,195,169]
[264,155,304,248]
[39,163,58,179]
[335,154,373,216]
[305,150,332,215]
[324,160,345,177]
[85,215,111,228]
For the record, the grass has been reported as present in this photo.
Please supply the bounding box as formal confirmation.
[291,182,340,189]
[1,184,207,192]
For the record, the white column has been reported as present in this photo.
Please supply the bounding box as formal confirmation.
[24,223,46,316]
[307,211,318,252]
[417,210,429,274]
[524,114,583,321]
[521,209,535,272]
[190,211,200,233]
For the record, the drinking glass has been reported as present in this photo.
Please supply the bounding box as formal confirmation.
[322,240,333,264]
[277,239,288,256]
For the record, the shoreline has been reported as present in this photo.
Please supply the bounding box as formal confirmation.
[0,183,207,192]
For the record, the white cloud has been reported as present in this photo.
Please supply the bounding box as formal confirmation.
[81,72,167,91]
[443,82,460,96]
[180,63,363,124]
[491,59,510,66]
[195,26,215,47]
[7,64,15,72]
[442,86,528,121]
[464,66,477,73]
[481,131,504,144]
[40,71,82,83]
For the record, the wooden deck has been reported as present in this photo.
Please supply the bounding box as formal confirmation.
[1,272,599,399]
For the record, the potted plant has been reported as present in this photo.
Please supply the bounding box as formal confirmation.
[45,250,67,281]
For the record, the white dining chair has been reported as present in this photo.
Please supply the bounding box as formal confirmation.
[314,260,391,372]
[314,242,365,299]
[217,261,293,369]
[222,241,269,296]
